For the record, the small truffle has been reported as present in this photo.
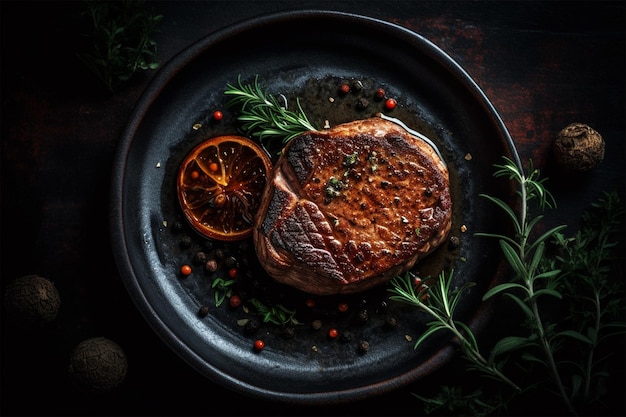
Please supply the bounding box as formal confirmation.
[3,274,61,325]
[553,123,605,171]
[68,337,128,392]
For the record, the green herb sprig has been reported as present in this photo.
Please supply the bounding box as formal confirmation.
[78,0,162,92]
[389,270,520,392]
[389,157,625,415]
[224,75,318,147]
[211,277,235,307]
[249,298,300,326]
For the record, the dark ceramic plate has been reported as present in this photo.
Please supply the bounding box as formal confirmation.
[110,10,520,404]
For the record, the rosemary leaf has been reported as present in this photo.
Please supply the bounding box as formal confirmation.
[225,75,318,147]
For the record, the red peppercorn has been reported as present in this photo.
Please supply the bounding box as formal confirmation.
[328,328,339,339]
[338,302,349,313]
[385,98,397,110]
[180,264,192,276]
[213,110,223,121]
[375,88,385,100]
[305,298,315,308]
[229,294,241,308]
[339,83,350,94]
[254,339,265,351]
[228,268,238,278]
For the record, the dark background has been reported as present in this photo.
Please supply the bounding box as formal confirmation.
[1,1,624,416]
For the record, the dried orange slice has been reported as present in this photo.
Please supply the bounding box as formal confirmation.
[177,135,272,241]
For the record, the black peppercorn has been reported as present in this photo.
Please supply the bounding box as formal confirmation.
[194,251,208,265]
[198,305,209,317]
[224,256,238,269]
[358,340,370,353]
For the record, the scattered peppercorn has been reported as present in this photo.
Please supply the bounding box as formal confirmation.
[213,110,223,121]
[228,268,238,279]
[338,302,349,313]
[356,97,369,109]
[198,305,209,317]
[205,259,218,273]
[194,251,208,265]
[553,122,605,171]
[338,83,350,94]
[375,88,385,100]
[253,339,265,351]
[385,98,397,110]
[357,309,369,323]
[358,340,370,353]
[328,328,339,339]
[180,264,192,276]
[229,294,241,308]
[311,319,323,330]
[305,298,315,308]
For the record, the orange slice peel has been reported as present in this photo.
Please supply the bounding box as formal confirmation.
[177,135,272,241]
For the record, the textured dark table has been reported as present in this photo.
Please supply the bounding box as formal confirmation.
[1,1,624,416]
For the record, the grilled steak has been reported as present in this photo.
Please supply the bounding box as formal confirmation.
[253,117,452,295]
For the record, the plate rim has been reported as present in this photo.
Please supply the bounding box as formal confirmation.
[109,9,521,404]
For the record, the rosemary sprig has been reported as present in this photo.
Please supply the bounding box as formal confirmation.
[389,157,625,415]
[389,271,520,392]
[224,75,318,147]
[550,191,625,406]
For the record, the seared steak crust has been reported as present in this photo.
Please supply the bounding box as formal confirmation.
[254,117,452,295]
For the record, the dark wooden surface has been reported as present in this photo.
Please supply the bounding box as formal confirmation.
[1,1,624,416]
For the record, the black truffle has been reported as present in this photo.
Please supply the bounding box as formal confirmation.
[68,337,128,392]
[553,123,605,171]
[3,274,61,325]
